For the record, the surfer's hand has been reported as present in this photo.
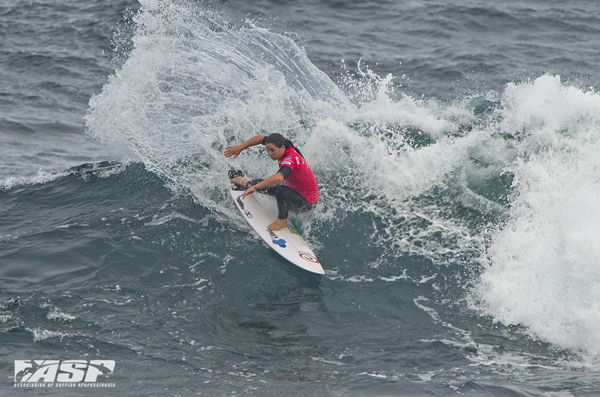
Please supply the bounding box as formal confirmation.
[241,186,257,199]
[224,145,243,159]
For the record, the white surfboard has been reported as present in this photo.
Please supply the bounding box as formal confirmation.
[229,187,324,274]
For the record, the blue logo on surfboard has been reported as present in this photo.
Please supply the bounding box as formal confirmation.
[272,239,287,248]
[267,229,286,248]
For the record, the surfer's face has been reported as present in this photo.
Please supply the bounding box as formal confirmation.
[266,143,285,160]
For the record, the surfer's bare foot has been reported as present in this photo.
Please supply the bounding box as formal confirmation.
[231,176,251,186]
[267,218,287,231]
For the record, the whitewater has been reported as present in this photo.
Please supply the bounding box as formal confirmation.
[3,0,600,395]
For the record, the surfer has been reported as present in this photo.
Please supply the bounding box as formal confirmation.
[224,133,319,231]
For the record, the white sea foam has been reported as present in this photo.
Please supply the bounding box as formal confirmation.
[1,162,128,190]
[474,75,600,359]
[28,328,75,342]
[87,0,349,216]
[47,308,77,322]
[0,170,70,190]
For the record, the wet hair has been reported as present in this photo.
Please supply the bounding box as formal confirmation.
[263,133,304,158]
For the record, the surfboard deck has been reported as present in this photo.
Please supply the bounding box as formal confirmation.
[229,186,324,274]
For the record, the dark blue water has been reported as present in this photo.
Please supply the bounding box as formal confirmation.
[3,1,600,395]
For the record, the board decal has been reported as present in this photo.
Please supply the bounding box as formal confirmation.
[236,196,245,209]
[267,229,287,248]
[235,196,253,218]
[287,222,300,235]
[272,239,287,248]
[299,251,320,263]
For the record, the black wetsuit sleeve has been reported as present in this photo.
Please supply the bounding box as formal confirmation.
[277,166,292,179]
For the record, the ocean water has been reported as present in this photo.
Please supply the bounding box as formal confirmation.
[2,0,600,395]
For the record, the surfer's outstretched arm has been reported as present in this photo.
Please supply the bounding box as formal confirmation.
[241,173,284,199]
[224,135,266,159]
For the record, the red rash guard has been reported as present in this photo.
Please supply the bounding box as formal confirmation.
[278,147,319,204]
